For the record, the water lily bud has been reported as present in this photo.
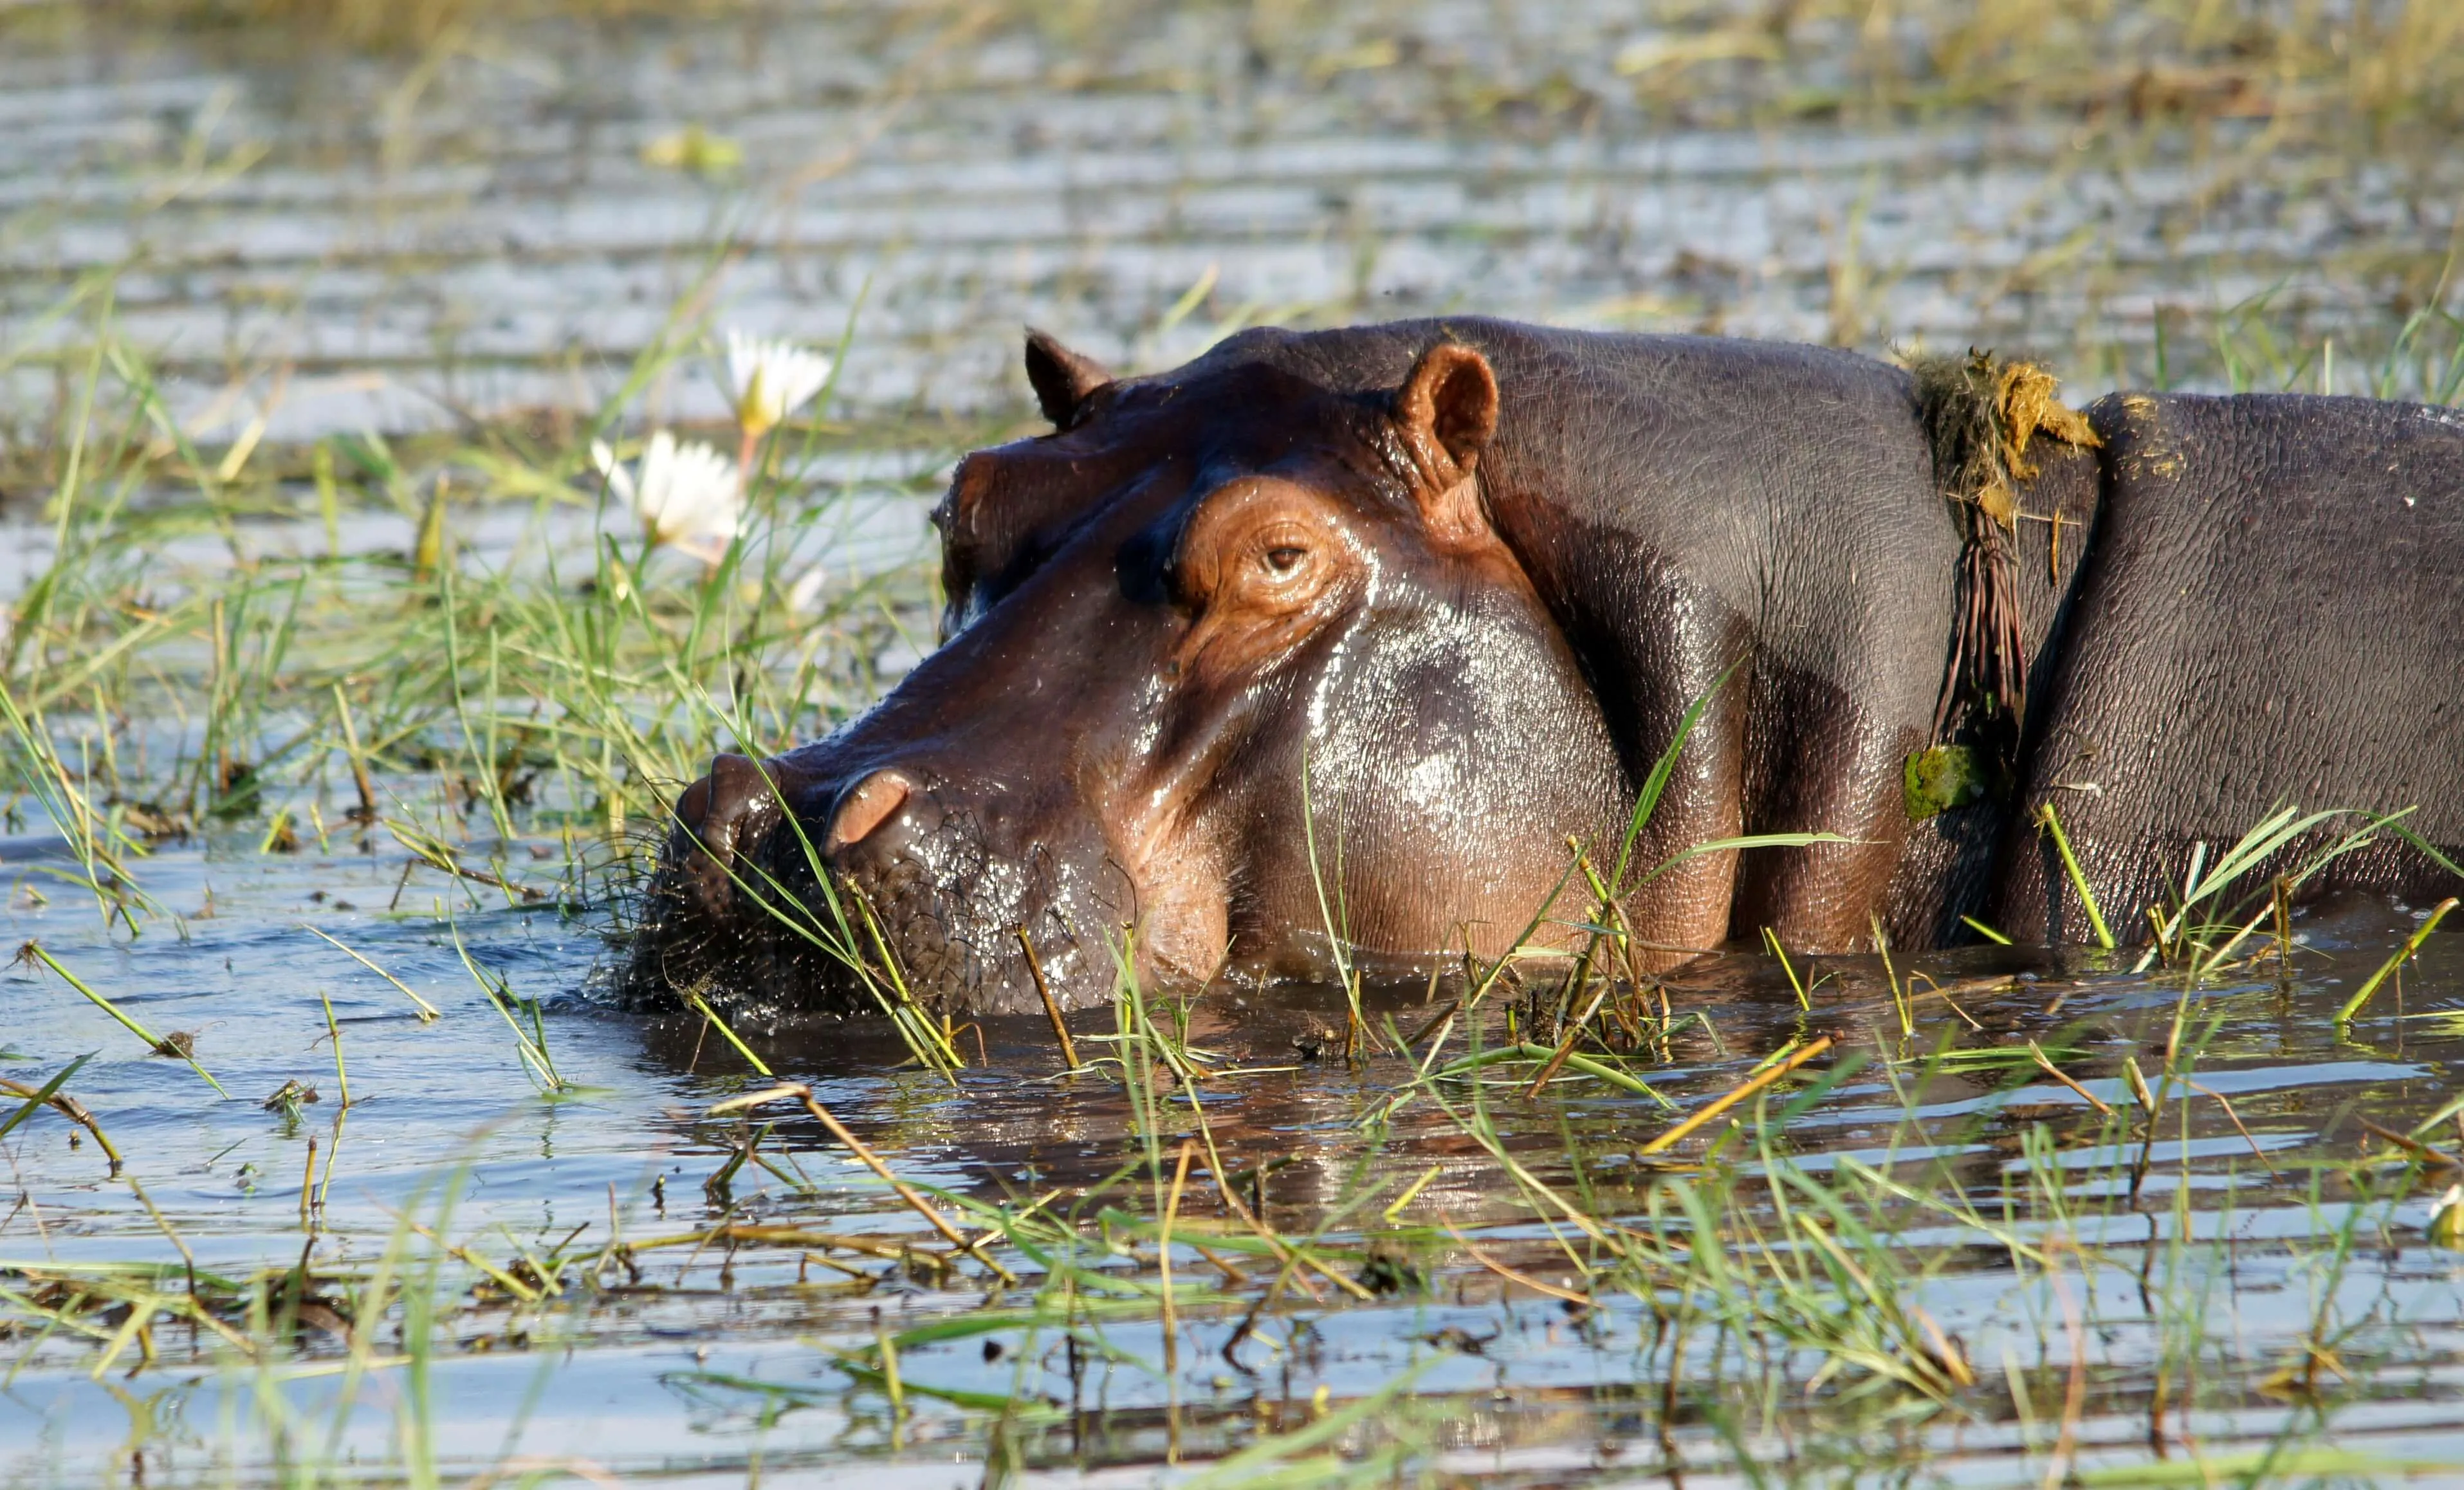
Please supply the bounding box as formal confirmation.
[2431,1184,2464,1250]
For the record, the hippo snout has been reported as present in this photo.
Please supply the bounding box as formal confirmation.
[659,752,930,915]
[631,747,1107,1018]
[668,757,932,917]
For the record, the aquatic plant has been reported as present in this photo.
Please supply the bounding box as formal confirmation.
[590,428,744,569]
[725,329,834,442]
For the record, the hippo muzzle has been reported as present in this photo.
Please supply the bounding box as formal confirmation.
[625,748,1125,1021]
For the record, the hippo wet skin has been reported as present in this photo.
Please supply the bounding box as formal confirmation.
[625,320,2464,1018]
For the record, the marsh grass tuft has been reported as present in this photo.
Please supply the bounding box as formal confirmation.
[14,940,228,1096]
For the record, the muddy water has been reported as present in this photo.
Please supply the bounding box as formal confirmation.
[3,3,2461,453]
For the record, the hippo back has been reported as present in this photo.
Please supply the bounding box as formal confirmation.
[1995,392,2464,940]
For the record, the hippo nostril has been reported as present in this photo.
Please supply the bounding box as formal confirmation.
[827,769,914,853]
[672,772,715,835]
[692,754,778,860]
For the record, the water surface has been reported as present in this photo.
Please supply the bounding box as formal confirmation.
[5,0,2461,457]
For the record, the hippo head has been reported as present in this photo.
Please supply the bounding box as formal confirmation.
[625,330,1632,1018]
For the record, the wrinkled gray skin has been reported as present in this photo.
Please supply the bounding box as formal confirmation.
[1992,393,2464,938]
[624,320,2464,1020]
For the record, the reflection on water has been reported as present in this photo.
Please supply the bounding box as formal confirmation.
[4,825,2461,1481]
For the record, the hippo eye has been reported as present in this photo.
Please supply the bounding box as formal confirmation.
[1263,546,1307,575]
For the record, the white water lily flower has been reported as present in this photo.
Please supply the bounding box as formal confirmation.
[726,329,832,439]
[592,432,742,567]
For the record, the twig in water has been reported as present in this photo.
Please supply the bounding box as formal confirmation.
[0,1053,91,1145]
[16,941,228,1097]
[1208,1163,1358,1301]
[2027,1041,2113,1116]
[1440,1220,1592,1304]
[300,926,439,1020]
[1637,1037,1834,1156]
[1018,928,1081,1071]
[708,1084,1016,1283]
[0,1055,122,1172]
[2358,1118,2463,1170]
[1524,982,1613,1098]
[2185,1078,2274,1173]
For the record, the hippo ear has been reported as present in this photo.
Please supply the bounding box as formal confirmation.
[1392,342,1501,545]
[1024,329,1114,430]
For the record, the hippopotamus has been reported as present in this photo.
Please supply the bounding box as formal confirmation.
[623,319,2464,1019]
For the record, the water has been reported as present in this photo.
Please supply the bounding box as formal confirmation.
[0,475,937,604]
[6,3,2464,1484]
[4,3,2461,454]
[6,824,2463,1482]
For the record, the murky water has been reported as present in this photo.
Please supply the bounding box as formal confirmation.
[6,3,2464,1484]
